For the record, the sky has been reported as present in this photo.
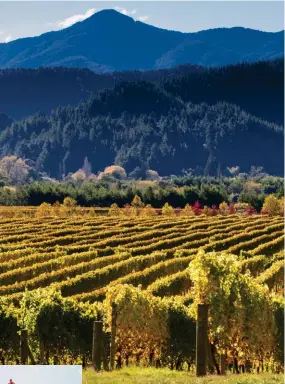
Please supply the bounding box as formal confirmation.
[0,365,82,384]
[0,1,284,43]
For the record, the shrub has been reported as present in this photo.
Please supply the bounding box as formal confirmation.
[181,204,194,217]
[100,165,127,180]
[210,205,219,216]
[36,202,52,218]
[202,206,210,216]
[89,207,96,217]
[192,201,202,215]
[131,195,144,208]
[141,204,157,217]
[123,204,137,217]
[246,205,255,215]
[108,203,122,217]
[219,202,229,215]
[227,203,236,214]
[63,197,77,207]
[162,203,175,216]
[234,202,249,214]
[262,195,281,216]
[62,197,77,215]
[52,201,61,216]
[146,169,160,181]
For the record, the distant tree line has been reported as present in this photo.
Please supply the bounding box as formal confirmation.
[0,160,283,211]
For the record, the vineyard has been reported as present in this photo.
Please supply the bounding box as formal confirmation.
[0,206,284,374]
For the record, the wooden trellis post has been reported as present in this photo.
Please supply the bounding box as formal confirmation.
[20,330,29,364]
[102,332,111,371]
[110,303,117,371]
[92,321,103,371]
[196,304,209,376]
[220,354,227,375]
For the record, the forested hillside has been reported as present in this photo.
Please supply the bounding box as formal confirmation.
[0,57,283,178]
[0,59,283,122]
[0,80,283,177]
[164,59,284,125]
[0,64,204,119]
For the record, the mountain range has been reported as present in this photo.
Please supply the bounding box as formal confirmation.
[0,9,283,72]
[0,9,283,179]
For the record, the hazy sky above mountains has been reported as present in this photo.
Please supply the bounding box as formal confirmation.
[0,366,82,384]
[0,1,284,43]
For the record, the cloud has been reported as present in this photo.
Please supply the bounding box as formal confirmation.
[114,7,149,23]
[137,16,149,22]
[57,8,96,29]
[114,7,137,16]
[4,35,12,43]
[0,32,12,43]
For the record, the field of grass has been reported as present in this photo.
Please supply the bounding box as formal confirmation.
[83,367,284,384]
